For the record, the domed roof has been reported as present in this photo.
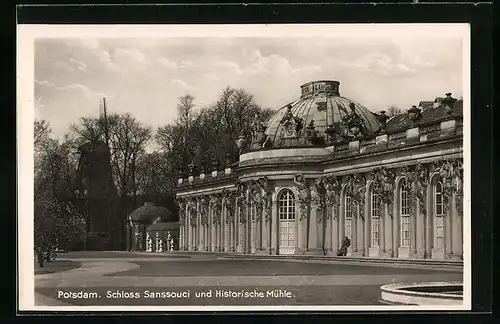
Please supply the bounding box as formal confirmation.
[129,202,176,224]
[264,80,382,148]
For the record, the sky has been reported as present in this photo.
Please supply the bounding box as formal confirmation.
[33,25,465,139]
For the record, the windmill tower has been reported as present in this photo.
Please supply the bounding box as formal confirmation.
[74,97,118,250]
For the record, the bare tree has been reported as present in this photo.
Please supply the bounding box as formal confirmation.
[387,105,403,118]
[34,132,85,266]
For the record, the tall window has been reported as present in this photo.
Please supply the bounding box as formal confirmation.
[279,190,296,221]
[434,181,445,249]
[279,189,296,248]
[400,179,411,247]
[371,191,380,247]
[345,194,352,239]
[250,201,257,222]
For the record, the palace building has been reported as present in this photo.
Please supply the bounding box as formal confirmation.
[174,80,464,260]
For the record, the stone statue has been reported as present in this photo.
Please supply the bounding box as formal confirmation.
[294,174,310,201]
[158,237,164,252]
[155,232,160,252]
[280,104,304,138]
[146,233,152,252]
[250,121,269,150]
[294,174,310,220]
[167,232,174,251]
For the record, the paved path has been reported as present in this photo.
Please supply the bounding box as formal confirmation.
[34,252,463,307]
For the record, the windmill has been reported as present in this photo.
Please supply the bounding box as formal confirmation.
[74,97,119,250]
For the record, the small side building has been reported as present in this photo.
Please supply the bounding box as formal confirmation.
[126,202,180,252]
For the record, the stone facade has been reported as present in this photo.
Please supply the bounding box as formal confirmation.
[175,82,464,260]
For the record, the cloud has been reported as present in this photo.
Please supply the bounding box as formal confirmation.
[79,39,100,50]
[180,60,194,69]
[96,50,112,64]
[169,79,198,91]
[35,96,44,110]
[68,58,88,71]
[202,73,220,81]
[113,48,146,65]
[341,52,418,76]
[157,57,178,69]
[214,61,243,74]
[35,80,110,99]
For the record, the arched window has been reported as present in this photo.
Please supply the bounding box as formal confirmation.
[371,191,380,247]
[434,181,445,249]
[279,189,296,252]
[400,179,411,247]
[345,194,352,239]
[279,189,296,221]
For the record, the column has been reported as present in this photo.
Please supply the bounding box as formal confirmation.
[308,204,321,254]
[208,200,214,251]
[237,200,244,253]
[220,203,224,252]
[451,193,463,259]
[223,205,229,252]
[412,199,418,258]
[271,195,278,255]
[363,189,370,257]
[331,204,338,255]
[324,210,331,255]
[380,204,386,253]
[425,188,432,258]
[236,200,241,253]
[315,208,324,253]
[393,182,400,258]
[297,206,307,253]
[198,201,204,251]
[416,198,426,259]
[352,206,358,252]
[261,209,269,254]
[338,198,344,254]
[179,225,184,251]
[445,203,452,259]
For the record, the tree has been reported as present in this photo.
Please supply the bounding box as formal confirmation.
[34,123,85,266]
[70,113,152,249]
[387,105,403,118]
[156,87,274,177]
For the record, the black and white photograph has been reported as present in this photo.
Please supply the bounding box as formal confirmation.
[18,23,470,311]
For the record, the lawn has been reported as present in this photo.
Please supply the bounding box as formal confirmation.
[34,259,82,275]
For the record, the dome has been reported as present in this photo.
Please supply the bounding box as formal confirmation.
[128,202,176,224]
[263,80,382,148]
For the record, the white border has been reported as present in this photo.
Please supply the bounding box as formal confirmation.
[17,23,471,312]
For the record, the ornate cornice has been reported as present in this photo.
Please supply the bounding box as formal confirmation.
[187,197,197,227]
[198,195,210,226]
[176,197,186,221]
[344,173,367,219]
[222,189,237,224]
[311,177,327,222]
[255,177,273,223]
[210,193,222,224]
[401,163,429,215]
[323,175,342,219]
[432,158,463,214]
[370,167,396,217]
